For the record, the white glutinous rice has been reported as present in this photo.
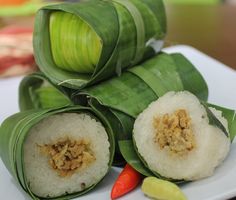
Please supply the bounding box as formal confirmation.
[133,91,230,180]
[24,112,110,197]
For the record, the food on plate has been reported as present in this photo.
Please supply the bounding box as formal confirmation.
[19,51,208,167]
[0,107,115,199]
[133,91,231,180]
[141,176,187,200]
[1,49,211,198]
[33,0,166,88]
[1,0,235,198]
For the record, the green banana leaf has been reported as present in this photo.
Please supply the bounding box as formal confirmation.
[19,72,72,111]
[33,0,166,89]
[73,52,208,116]
[172,53,208,100]
[89,98,154,175]
[0,106,115,199]
[207,103,236,141]
[203,103,229,138]
[88,98,127,166]
[71,52,210,177]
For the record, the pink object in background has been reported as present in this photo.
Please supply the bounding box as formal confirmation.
[0,26,37,78]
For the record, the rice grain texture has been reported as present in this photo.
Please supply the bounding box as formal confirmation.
[24,113,110,197]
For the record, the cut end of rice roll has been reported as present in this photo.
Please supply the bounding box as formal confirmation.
[133,91,230,181]
[24,112,110,198]
[49,11,102,73]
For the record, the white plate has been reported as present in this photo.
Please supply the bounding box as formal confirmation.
[0,45,236,200]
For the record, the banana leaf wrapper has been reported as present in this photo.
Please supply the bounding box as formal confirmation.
[18,73,125,166]
[207,103,236,141]
[0,106,116,199]
[129,101,236,181]
[33,0,166,89]
[72,52,212,177]
[19,72,72,111]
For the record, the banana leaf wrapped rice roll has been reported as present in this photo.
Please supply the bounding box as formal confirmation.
[73,53,236,180]
[72,52,213,176]
[0,107,115,199]
[133,91,235,180]
[33,0,166,88]
[19,73,125,166]
[19,72,72,111]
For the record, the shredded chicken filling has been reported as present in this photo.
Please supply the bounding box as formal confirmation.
[153,109,196,155]
[38,138,95,177]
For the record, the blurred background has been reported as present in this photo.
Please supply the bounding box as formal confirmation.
[0,0,236,78]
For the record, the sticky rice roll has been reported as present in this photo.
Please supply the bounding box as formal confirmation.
[24,112,110,198]
[133,91,230,181]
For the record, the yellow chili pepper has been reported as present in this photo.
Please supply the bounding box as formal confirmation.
[141,177,187,200]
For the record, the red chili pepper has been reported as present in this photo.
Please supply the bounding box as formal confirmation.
[111,164,142,199]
